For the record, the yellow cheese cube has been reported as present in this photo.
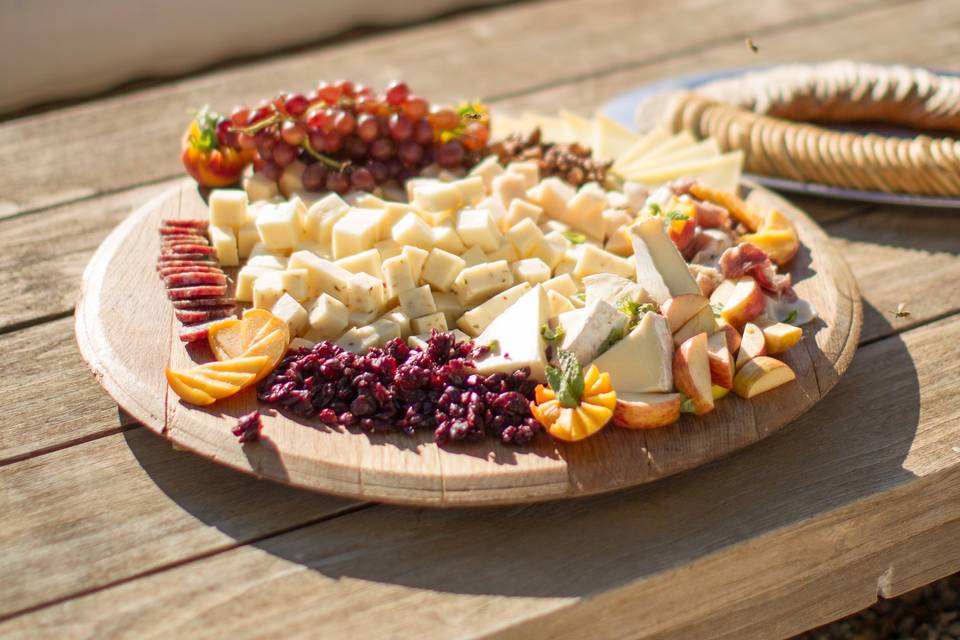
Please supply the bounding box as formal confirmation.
[209,190,248,229]
[332,208,384,259]
[288,250,352,301]
[431,223,466,254]
[280,268,310,301]
[511,258,551,285]
[505,218,545,257]
[347,192,386,209]
[402,246,429,284]
[487,241,519,263]
[304,194,349,244]
[506,161,539,188]
[253,271,284,310]
[255,201,301,251]
[526,177,574,222]
[271,293,309,336]
[335,248,383,279]
[601,208,634,239]
[382,255,416,304]
[246,253,288,270]
[412,181,462,212]
[573,244,634,279]
[236,265,273,302]
[278,161,306,198]
[405,177,436,202]
[541,219,571,234]
[503,199,543,231]
[346,272,386,314]
[368,318,402,346]
[491,172,527,210]
[530,235,566,270]
[411,311,448,334]
[294,238,331,259]
[421,248,466,292]
[348,308,381,327]
[543,273,579,297]
[554,257,577,279]
[236,224,260,259]
[456,282,531,336]
[432,292,465,327]
[452,176,486,206]
[455,208,502,252]
[380,307,412,338]
[459,245,489,267]
[391,212,434,250]
[547,289,576,317]
[398,285,437,319]
[208,225,239,267]
[468,155,503,191]
[451,260,514,306]
[479,196,507,229]
[374,238,403,261]
[565,189,606,238]
[244,173,279,202]
[307,294,349,339]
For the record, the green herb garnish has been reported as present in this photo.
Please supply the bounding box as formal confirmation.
[563,230,587,245]
[188,106,222,152]
[648,203,663,216]
[596,327,624,356]
[545,350,585,408]
[710,302,724,317]
[617,298,656,332]
[680,396,697,413]
[784,310,799,324]
[665,209,689,221]
[573,292,586,303]
[486,339,500,352]
[540,323,565,343]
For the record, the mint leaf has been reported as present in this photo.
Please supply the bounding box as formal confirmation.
[665,209,688,221]
[784,309,798,325]
[563,230,587,245]
[541,323,565,343]
[648,203,663,216]
[546,350,585,408]
[616,298,656,332]
[680,396,697,413]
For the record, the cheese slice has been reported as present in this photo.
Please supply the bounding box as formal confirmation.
[619,138,720,174]
[521,112,572,143]
[559,110,595,147]
[472,285,550,380]
[629,131,696,166]
[590,311,673,394]
[593,113,639,161]
[612,127,671,172]
[629,232,672,304]
[629,218,701,299]
[490,112,528,140]
[582,274,649,307]
[622,150,744,194]
[558,299,627,365]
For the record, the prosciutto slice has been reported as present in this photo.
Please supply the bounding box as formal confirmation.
[719,243,796,300]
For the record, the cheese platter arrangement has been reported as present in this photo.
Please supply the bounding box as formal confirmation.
[76,80,861,506]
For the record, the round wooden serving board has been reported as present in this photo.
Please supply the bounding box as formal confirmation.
[76,179,861,507]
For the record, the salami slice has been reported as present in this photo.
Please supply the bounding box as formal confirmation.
[167,285,228,300]
[157,253,216,262]
[178,319,221,343]
[162,219,209,230]
[162,244,217,256]
[163,271,228,288]
[171,297,236,309]
[162,236,208,245]
[158,267,224,279]
[175,306,236,324]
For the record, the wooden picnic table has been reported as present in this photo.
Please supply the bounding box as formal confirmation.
[2,0,959,637]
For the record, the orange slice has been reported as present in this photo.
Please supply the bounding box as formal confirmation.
[193,367,256,386]
[243,328,290,381]
[165,368,216,406]
[579,401,613,428]
[203,355,269,374]
[241,308,288,350]
[583,365,599,391]
[585,390,617,412]
[208,318,245,361]
[172,370,242,399]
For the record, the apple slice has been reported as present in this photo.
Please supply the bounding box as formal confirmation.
[716,317,742,354]
[661,293,709,333]
[712,384,730,400]
[761,322,802,354]
[672,304,718,347]
[673,332,714,415]
[667,217,695,252]
[733,356,796,398]
[736,322,767,370]
[706,332,735,389]
[720,276,765,328]
[613,392,682,429]
[709,279,737,307]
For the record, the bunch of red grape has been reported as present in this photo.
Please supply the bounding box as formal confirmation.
[215,80,490,194]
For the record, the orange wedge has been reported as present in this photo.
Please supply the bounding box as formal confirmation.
[165,368,216,406]
[208,318,245,361]
[241,308,289,349]
[172,370,243,399]
[193,367,256,386]
[244,328,290,381]
[203,355,269,374]
[578,402,613,428]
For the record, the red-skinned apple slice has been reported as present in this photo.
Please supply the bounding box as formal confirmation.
[661,294,709,333]
[612,392,682,429]
[716,317,742,355]
[708,279,737,307]
[761,322,802,354]
[733,356,796,398]
[720,276,765,328]
[673,332,714,415]
[736,322,767,370]
[672,304,718,347]
[668,218,696,252]
[706,331,735,389]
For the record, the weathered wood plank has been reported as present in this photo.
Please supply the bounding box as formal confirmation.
[4,314,958,639]
[0,0,894,218]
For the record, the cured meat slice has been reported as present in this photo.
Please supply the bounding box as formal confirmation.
[162,244,217,256]
[163,271,227,288]
[171,297,236,309]
[160,226,205,234]
[162,219,208,230]
[157,253,216,262]
[155,260,217,271]
[167,284,228,300]
[158,265,224,278]
[178,318,221,343]
[175,306,236,324]
[162,235,208,245]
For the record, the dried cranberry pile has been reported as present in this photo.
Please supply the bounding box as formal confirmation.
[257,332,541,445]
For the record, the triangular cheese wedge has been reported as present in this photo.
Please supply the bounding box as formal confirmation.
[593,113,639,161]
[559,110,595,147]
[619,138,719,174]
[521,112,572,143]
[591,312,673,393]
[631,131,696,165]
[629,218,701,298]
[612,127,671,171]
[490,112,529,140]
[622,151,744,194]
[473,285,550,380]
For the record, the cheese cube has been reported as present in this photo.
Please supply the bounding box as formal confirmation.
[335,248,383,279]
[573,244,635,279]
[209,190,248,229]
[271,293,309,336]
[374,238,403,261]
[452,176,486,206]
[543,273,579,298]
[554,257,577,279]
[288,337,316,351]
[541,219,571,234]
[547,289,576,317]
[505,218,545,256]
[459,245,489,267]
[247,254,289,272]
[469,155,503,191]
[332,208,384,259]
[304,194,349,244]
[391,212,434,250]
[411,311,448,334]
[421,249,466,292]
[405,177,437,202]
[412,182,462,212]
[278,161,306,198]
[368,318,402,346]
[492,172,527,210]
[544,229,573,251]
[348,308,381,327]
[601,208,634,239]
[402,246,429,283]
[236,265,273,302]
[456,282,531,336]
[255,201,301,251]
[452,260,514,307]
[336,326,380,353]
[398,285,437,319]
[487,241,519,263]
[294,238,331,259]
[347,192,386,209]
[431,223,466,254]
[280,268,310,301]
[455,208,502,252]
[605,228,633,256]
[346,272,385,314]
[511,258,551,285]
[380,307,412,338]
[526,177,574,221]
[408,329,472,350]
[253,271,284,310]
[530,235,565,270]
[307,294,348,339]
[244,173,279,202]
[565,189,606,238]
[208,225,239,267]
[288,250,352,301]
[506,161,539,188]
[479,195,507,229]
[432,292,464,327]
[381,255,416,303]
[503,199,543,231]
[236,224,260,259]
[381,202,416,232]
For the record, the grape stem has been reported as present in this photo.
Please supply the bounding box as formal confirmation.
[302,137,351,171]
[232,114,282,135]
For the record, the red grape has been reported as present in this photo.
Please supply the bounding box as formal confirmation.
[281,120,306,145]
[317,82,342,104]
[398,141,424,166]
[366,161,388,183]
[356,95,381,115]
[413,119,434,145]
[400,96,428,121]
[343,136,368,159]
[302,163,328,191]
[237,132,257,150]
[216,119,237,148]
[434,141,465,168]
[356,114,380,142]
[256,131,276,159]
[308,128,326,152]
[430,107,459,130]
[385,158,403,177]
[333,110,357,136]
[385,81,410,106]
[229,107,250,127]
[260,162,282,180]
[273,140,297,167]
[320,131,343,153]
[387,114,413,142]
[307,109,332,132]
[248,103,274,124]
[334,80,356,97]
[326,171,350,194]
[369,138,395,161]
[350,168,376,191]
[305,89,322,106]
[284,92,309,117]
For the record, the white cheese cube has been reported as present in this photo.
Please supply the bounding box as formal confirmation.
[235,265,273,302]
[505,218,545,257]
[209,190,248,229]
[455,208,502,252]
[236,224,260,259]
[391,212,434,250]
[348,308,381,327]
[431,223,466,254]
[255,201,301,251]
[406,334,431,350]
[278,161,306,198]
[511,258,551,285]
[332,208,384,259]
[605,226,633,257]
[547,289,576,317]
[307,294,349,339]
[502,199,543,231]
[601,208,634,240]
[368,318,402,346]
[506,161,539,188]
[347,192,386,209]
[253,271,284,310]
[541,219,571,234]
[412,182,462,212]
[294,238,331,259]
[336,326,380,353]
[530,235,565,270]
[565,189,606,238]
[544,230,573,251]
[421,249,466,292]
[280,268,310,301]
[374,238,403,261]
[402,246,429,283]
[398,285,437,319]
[559,299,627,364]
[456,282,531,337]
[246,253,289,270]
[411,311,448,334]
[543,273,579,297]
[288,337,316,351]
[335,248,383,279]
[208,225,239,267]
[452,260,514,307]
[380,202,416,232]
[304,194,349,244]
[479,195,507,229]
[573,244,635,279]
[468,155,503,191]
[271,293,309,336]
[452,176,486,206]
[491,172,528,210]
[380,307,412,338]
[487,241,519,263]
[554,257,577,279]
[459,245,489,267]
[405,177,437,202]
[432,292,464,327]
[288,250,352,301]
[346,272,386,314]
[381,255,416,304]
[623,181,649,211]
[526,177,574,221]
[244,173,279,202]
